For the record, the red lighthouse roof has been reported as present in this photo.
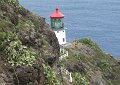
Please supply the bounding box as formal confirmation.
[50,7,64,18]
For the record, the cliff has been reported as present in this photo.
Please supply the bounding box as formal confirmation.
[0,0,60,85]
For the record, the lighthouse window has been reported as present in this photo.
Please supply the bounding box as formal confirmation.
[54,19,63,28]
[54,19,60,28]
[63,38,65,42]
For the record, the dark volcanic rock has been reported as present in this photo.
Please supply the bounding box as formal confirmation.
[14,66,38,85]
[103,72,116,80]
[65,60,85,73]
[0,62,14,85]
[0,61,45,85]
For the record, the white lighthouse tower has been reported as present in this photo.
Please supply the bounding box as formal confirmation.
[50,7,66,45]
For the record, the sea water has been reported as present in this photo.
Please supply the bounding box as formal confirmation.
[19,0,120,58]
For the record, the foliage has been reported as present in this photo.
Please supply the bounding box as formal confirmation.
[78,38,102,52]
[0,32,36,66]
[8,0,21,8]
[27,82,33,85]
[42,64,61,85]
[73,72,89,85]
[0,0,21,8]
[97,60,112,72]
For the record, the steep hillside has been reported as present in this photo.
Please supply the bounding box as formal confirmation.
[61,38,120,85]
[0,0,60,85]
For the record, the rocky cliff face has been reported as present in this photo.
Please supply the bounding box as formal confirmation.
[0,0,60,84]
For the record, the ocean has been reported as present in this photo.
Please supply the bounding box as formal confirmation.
[19,0,120,58]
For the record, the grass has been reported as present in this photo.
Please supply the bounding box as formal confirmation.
[78,38,102,52]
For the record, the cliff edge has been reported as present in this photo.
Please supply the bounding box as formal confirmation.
[0,0,60,85]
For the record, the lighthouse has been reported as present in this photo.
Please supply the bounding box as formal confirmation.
[50,7,66,45]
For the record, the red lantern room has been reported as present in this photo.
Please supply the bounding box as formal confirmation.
[50,7,64,18]
[50,7,64,30]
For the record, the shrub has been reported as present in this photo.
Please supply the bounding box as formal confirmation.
[0,32,37,66]
[97,60,112,72]
[73,72,89,85]
[43,64,61,85]
[78,38,102,52]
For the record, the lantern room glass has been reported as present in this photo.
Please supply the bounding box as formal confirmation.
[51,18,64,30]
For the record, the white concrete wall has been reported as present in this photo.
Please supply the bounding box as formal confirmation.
[54,29,66,45]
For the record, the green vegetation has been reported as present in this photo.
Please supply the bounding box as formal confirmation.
[0,0,21,8]
[72,73,89,85]
[0,0,46,67]
[43,64,61,85]
[0,32,37,66]
[97,60,112,72]
[78,38,102,51]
